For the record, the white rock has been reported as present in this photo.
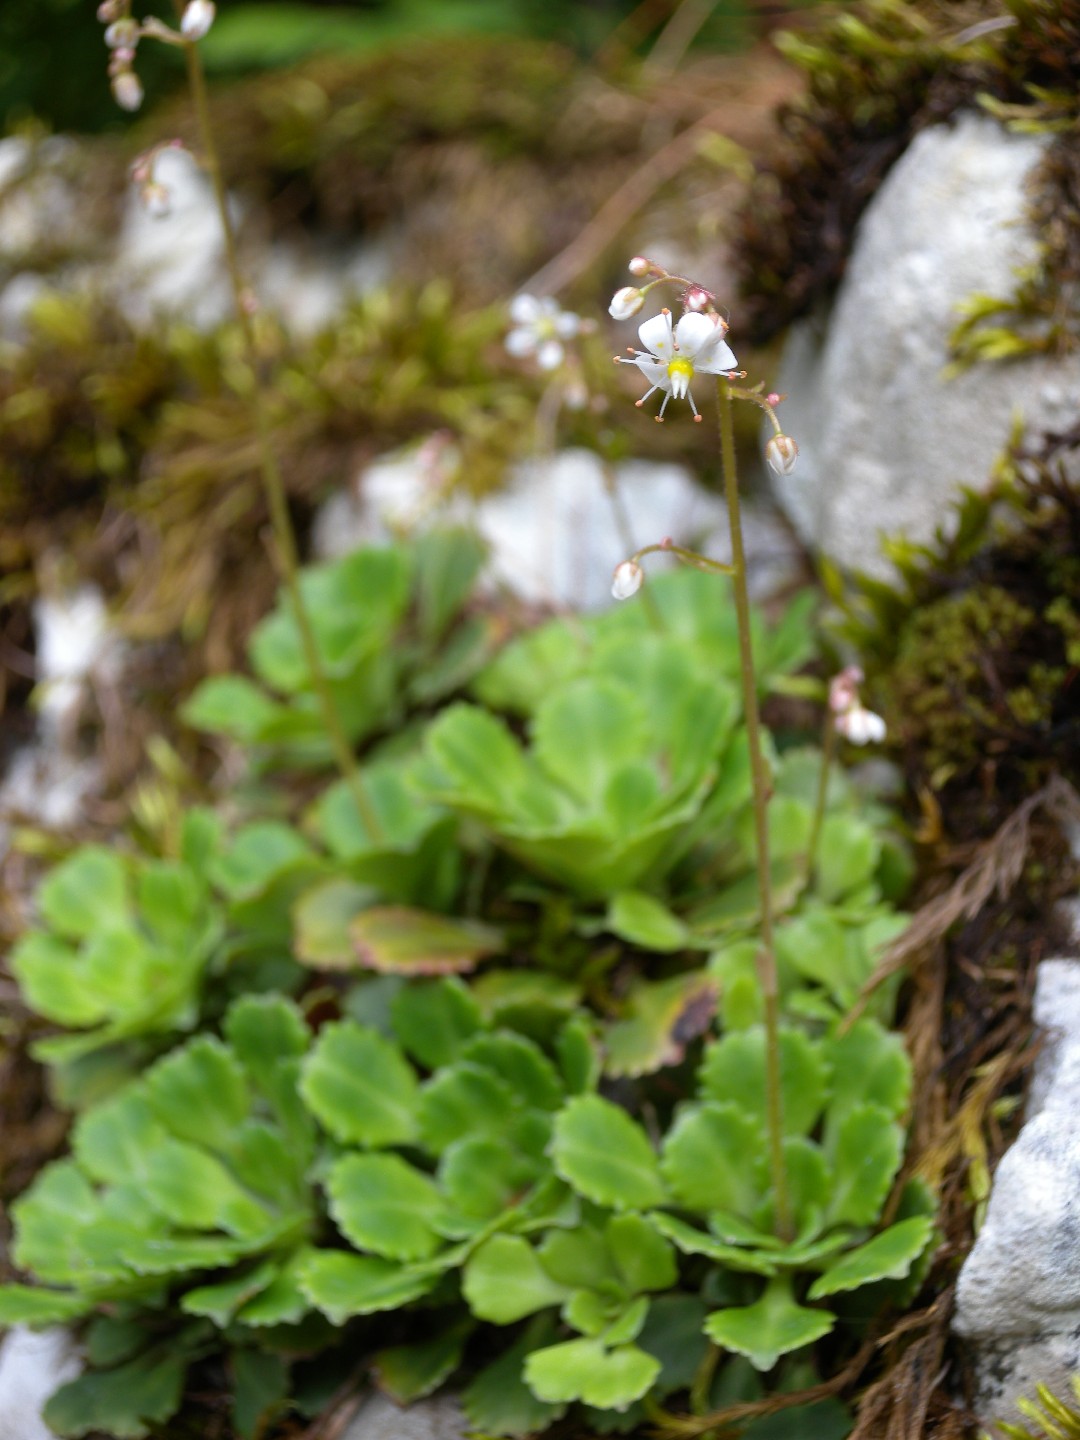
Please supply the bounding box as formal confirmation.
[342,1392,466,1440]
[954,958,1080,1426]
[770,110,1080,578]
[313,445,801,610]
[0,1327,80,1440]
[33,585,122,746]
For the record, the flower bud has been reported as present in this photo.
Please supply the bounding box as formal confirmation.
[104,17,137,46]
[628,256,649,276]
[765,433,798,476]
[683,286,712,312]
[828,665,863,715]
[608,286,644,321]
[611,560,644,600]
[111,69,144,111]
[97,0,122,21]
[180,0,216,38]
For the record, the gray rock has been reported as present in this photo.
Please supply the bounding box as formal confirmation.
[0,1327,80,1440]
[954,958,1080,1427]
[341,1392,467,1440]
[313,444,802,610]
[769,110,1080,578]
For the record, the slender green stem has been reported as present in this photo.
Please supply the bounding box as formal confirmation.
[716,376,791,1240]
[184,43,383,840]
[804,712,837,892]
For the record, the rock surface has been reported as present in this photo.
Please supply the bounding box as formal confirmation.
[342,1392,467,1440]
[0,1327,80,1440]
[770,110,1080,578]
[313,444,802,610]
[953,958,1080,1426]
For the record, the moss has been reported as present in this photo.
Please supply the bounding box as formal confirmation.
[735,0,1080,352]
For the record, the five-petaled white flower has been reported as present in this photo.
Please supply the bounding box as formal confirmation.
[505,294,581,371]
[616,310,737,422]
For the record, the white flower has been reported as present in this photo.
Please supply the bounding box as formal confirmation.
[611,560,644,599]
[828,665,864,715]
[505,294,580,371]
[835,702,887,746]
[616,310,737,422]
[609,286,644,321]
[180,0,216,38]
[765,433,798,476]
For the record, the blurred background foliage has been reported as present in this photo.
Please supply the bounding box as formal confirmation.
[1,0,817,136]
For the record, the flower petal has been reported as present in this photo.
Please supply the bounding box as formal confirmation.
[536,338,565,370]
[505,327,537,357]
[673,311,717,359]
[631,357,669,387]
[554,311,580,339]
[509,294,542,324]
[638,312,674,360]
[696,337,738,374]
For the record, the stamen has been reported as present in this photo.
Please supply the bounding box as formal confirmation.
[635,385,660,408]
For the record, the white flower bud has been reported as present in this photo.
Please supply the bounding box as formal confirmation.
[180,0,215,38]
[104,18,137,46]
[828,665,864,715]
[608,286,644,321]
[765,433,799,476]
[611,560,644,600]
[684,286,711,312]
[835,703,887,746]
[111,70,144,111]
[628,256,649,276]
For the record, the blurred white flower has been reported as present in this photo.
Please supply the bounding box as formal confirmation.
[829,666,886,744]
[111,70,144,111]
[835,703,887,746]
[616,310,737,422]
[505,294,580,371]
[180,0,216,38]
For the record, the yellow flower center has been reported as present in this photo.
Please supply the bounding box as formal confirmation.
[667,357,694,381]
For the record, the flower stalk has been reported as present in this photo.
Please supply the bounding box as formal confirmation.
[717,375,792,1241]
[183,39,383,840]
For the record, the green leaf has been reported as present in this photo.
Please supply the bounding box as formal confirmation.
[525,1338,660,1410]
[351,906,503,975]
[552,1095,666,1210]
[649,1213,776,1276]
[606,891,690,952]
[390,977,484,1070]
[234,1248,314,1327]
[144,1036,250,1156]
[637,1295,709,1396]
[661,1101,765,1216]
[413,527,487,641]
[472,618,588,716]
[374,1318,474,1404]
[300,1020,419,1147]
[326,1153,444,1261]
[463,1235,569,1323]
[72,1090,168,1187]
[825,1020,911,1126]
[704,1276,835,1372]
[826,1105,903,1227]
[231,1348,289,1440]
[298,1251,437,1323]
[439,1136,546,1224]
[531,678,649,807]
[181,675,284,743]
[814,815,881,903]
[182,1259,279,1325]
[211,822,315,901]
[606,1214,677,1293]
[38,848,129,939]
[43,1348,189,1439]
[293,879,373,968]
[461,1031,564,1110]
[417,1060,517,1155]
[603,973,718,1079]
[462,1316,568,1436]
[808,1215,935,1299]
[699,1027,829,1138]
[10,933,107,1028]
[0,1284,91,1325]
[142,1139,271,1237]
